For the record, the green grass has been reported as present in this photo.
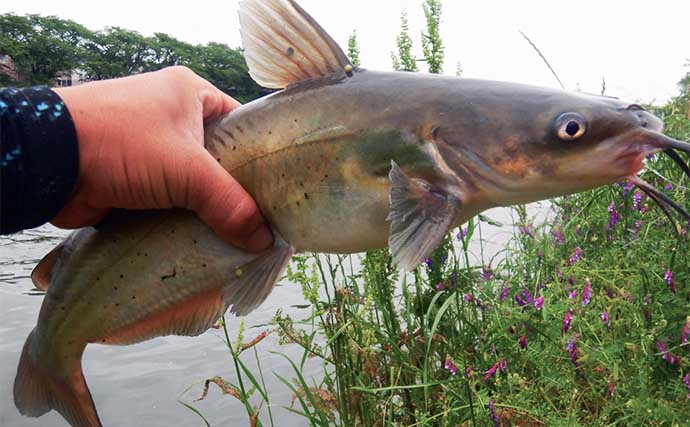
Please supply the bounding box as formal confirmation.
[185,85,690,426]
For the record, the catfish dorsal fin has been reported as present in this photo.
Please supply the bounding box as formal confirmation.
[239,0,352,89]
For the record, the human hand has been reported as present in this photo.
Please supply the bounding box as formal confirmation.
[51,66,273,252]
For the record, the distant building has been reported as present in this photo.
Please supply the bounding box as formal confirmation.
[55,70,85,88]
[0,55,20,81]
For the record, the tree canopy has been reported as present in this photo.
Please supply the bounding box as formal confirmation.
[0,14,265,103]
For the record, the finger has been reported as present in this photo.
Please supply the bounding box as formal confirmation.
[51,202,110,230]
[185,152,273,252]
[198,84,241,121]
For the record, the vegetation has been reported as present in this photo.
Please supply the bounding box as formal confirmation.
[0,14,264,102]
[348,31,361,67]
[392,10,418,73]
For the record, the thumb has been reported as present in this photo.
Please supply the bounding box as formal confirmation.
[185,151,273,252]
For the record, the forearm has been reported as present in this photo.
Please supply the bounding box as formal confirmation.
[0,86,79,234]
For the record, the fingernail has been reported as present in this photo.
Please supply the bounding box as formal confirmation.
[244,225,274,252]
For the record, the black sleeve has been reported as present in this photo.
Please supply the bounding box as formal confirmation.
[0,86,79,234]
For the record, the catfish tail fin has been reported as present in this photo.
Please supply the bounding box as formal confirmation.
[14,329,102,427]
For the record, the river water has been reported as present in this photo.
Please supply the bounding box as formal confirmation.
[0,205,544,427]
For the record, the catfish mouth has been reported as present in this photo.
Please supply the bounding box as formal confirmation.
[623,129,690,230]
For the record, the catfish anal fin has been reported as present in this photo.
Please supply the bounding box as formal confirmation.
[388,161,460,271]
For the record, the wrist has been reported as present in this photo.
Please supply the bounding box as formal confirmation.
[54,84,107,179]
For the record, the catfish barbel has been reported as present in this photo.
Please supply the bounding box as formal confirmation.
[14,0,690,425]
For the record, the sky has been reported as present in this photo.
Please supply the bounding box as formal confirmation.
[3,0,689,104]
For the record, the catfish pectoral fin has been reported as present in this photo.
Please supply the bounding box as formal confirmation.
[387,161,460,271]
[14,330,101,427]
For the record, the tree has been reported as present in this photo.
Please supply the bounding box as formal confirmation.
[347,31,361,67]
[392,10,418,72]
[191,42,265,103]
[0,13,266,101]
[81,27,154,80]
[421,0,444,74]
[0,14,90,85]
[147,33,196,71]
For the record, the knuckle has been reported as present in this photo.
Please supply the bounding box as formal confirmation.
[161,65,197,83]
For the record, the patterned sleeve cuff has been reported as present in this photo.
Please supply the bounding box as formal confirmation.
[1,86,79,233]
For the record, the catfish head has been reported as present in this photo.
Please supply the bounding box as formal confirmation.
[435,80,690,221]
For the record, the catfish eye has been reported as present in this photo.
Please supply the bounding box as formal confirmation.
[555,113,587,141]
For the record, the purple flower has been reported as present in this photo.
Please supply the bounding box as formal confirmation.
[621,181,635,197]
[601,311,610,328]
[633,191,644,211]
[435,282,445,292]
[456,227,468,240]
[444,356,458,376]
[500,285,509,301]
[568,247,583,266]
[522,289,534,305]
[534,296,544,310]
[681,321,690,345]
[519,335,528,349]
[582,279,593,307]
[465,366,472,380]
[683,373,690,392]
[608,379,616,397]
[607,203,620,230]
[656,340,680,365]
[425,258,433,269]
[569,289,578,300]
[606,287,616,298]
[464,293,474,303]
[488,399,499,427]
[664,270,677,294]
[643,293,652,305]
[514,294,527,307]
[551,229,565,245]
[519,224,535,238]
[562,309,573,336]
[483,365,498,383]
[567,337,581,370]
[481,267,494,281]
[631,220,643,240]
[665,182,674,191]
[483,359,507,383]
